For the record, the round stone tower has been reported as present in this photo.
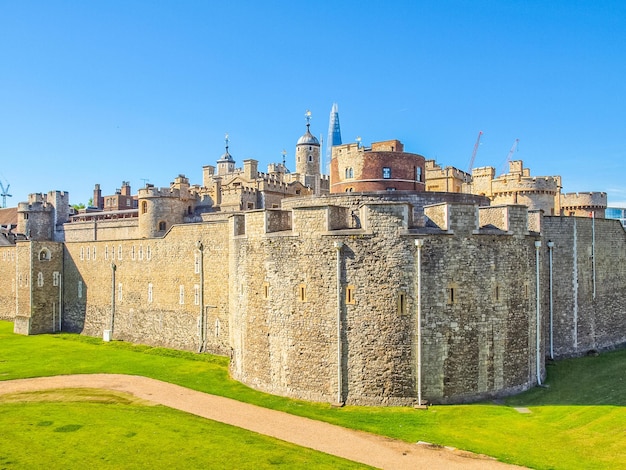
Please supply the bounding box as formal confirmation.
[137,176,194,238]
[295,110,321,193]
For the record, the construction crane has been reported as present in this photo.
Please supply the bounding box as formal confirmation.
[502,139,520,173]
[467,131,483,172]
[0,181,11,208]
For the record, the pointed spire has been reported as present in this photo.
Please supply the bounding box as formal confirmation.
[218,132,235,163]
[327,103,342,162]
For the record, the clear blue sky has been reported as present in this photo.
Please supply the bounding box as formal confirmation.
[1,1,625,207]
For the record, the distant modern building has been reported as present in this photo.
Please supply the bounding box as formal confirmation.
[606,207,626,227]
[326,103,342,166]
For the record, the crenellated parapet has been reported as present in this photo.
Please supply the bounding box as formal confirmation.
[16,191,70,241]
[560,192,607,217]
[469,161,561,215]
[137,176,199,238]
[492,175,560,194]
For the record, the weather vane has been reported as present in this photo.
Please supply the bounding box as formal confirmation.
[305,110,312,129]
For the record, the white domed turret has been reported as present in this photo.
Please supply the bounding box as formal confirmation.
[295,110,321,190]
[217,133,236,176]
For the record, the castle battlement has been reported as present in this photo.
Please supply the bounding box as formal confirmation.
[471,166,496,178]
[492,175,560,194]
[138,186,184,198]
[561,192,607,207]
[17,201,51,212]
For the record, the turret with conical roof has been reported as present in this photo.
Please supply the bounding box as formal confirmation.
[217,133,236,176]
[295,110,322,193]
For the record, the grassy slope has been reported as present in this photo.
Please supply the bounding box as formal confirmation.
[1,321,624,469]
[0,390,371,469]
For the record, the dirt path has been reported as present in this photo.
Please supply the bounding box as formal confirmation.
[0,374,525,470]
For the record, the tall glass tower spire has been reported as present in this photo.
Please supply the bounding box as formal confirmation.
[326,103,342,165]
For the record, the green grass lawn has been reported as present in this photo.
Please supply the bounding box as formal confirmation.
[1,320,624,469]
[0,389,371,469]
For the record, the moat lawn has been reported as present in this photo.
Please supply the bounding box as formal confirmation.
[1,320,624,470]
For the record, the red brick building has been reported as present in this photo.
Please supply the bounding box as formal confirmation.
[330,139,426,193]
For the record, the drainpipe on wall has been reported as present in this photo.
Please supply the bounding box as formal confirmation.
[592,211,596,299]
[534,241,542,386]
[573,220,578,350]
[547,240,555,360]
[29,241,33,334]
[415,239,424,406]
[196,241,205,353]
[334,241,344,405]
[58,273,63,332]
[110,263,116,339]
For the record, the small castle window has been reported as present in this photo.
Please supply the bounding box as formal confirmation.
[263,282,270,300]
[131,246,135,260]
[118,245,123,260]
[194,253,200,274]
[179,285,185,304]
[141,201,148,214]
[80,247,84,261]
[105,245,109,260]
[146,245,152,260]
[524,283,529,299]
[308,155,313,162]
[346,285,356,305]
[383,167,391,179]
[158,221,166,231]
[416,167,422,182]
[139,245,143,260]
[148,283,153,303]
[494,284,501,302]
[397,291,407,315]
[447,285,457,305]
[298,283,307,302]
[39,249,51,261]
[215,318,221,337]
[118,283,123,301]
[194,285,200,305]
[37,272,44,287]
[53,272,59,287]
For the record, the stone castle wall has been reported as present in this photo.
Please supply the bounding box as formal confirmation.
[13,241,64,335]
[542,216,626,358]
[228,199,543,405]
[62,219,231,354]
[63,219,140,242]
[0,246,16,320]
[560,192,607,217]
[2,192,625,406]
